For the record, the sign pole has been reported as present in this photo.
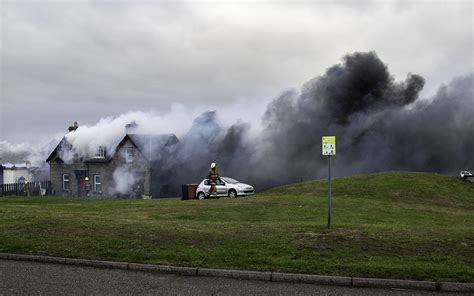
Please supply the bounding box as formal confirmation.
[328,155,331,229]
[322,135,335,229]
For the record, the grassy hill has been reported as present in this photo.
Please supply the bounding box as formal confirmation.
[0,172,473,282]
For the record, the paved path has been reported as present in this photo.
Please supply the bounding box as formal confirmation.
[0,260,466,295]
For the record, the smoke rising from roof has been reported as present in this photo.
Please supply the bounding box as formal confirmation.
[54,110,192,163]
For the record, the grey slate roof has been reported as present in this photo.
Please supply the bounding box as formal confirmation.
[47,133,179,163]
[126,134,179,161]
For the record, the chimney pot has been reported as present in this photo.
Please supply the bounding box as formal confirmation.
[125,121,138,134]
[68,121,79,132]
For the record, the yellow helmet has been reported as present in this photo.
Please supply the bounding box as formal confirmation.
[210,162,216,169]
[85,176,89,181]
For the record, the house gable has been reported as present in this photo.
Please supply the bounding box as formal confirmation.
[114,135,149,165]
[46,139,63,163]
[127,134,179,162]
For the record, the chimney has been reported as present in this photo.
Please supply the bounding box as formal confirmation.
[125,121,138,134]
[68,121,78,132]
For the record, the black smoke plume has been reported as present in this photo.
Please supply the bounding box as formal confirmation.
[162,51,473,193]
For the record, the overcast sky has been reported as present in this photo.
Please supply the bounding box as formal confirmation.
[0,0,472,145]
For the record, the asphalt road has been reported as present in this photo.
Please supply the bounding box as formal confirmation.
[0,260,467,295]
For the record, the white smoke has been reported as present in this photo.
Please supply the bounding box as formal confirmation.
[2,99,266,168]
[54,101,263,163]
[59,107,193,162]
[112,166,137,195]
[0,140,56,167]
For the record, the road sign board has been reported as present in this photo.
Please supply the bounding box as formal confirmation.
[322,136,336,156]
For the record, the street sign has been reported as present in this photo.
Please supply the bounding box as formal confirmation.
[322,136,336,155]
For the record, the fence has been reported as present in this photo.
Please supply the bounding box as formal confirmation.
[1,181,52,196]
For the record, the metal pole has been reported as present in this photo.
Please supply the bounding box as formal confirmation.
[328,155,331,229]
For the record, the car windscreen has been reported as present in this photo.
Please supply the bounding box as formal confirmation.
[221,177,239,184]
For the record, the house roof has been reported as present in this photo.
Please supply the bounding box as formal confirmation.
[122,134,179,161]
[45,138,65,163]
[2,162,30,169]
[46,133,179,163]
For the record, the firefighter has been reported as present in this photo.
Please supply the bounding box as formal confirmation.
[207,162,220,196]
[133,184,142,199]
[23,180,29,197]
[84,176,91,197]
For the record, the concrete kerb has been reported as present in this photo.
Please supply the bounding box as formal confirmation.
[1,253,473,292]
[8,253,66,265]
[128,263,197,276]
[128,263,172,273]
[169,265,198,276]
[65,258,128,270]
[198,268,271,281]
[0,253,10,260]
[272,272,351,286]
[352,277,437,291]
[439,282,474,293]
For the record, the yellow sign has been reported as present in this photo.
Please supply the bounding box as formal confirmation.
[322,136,336,155]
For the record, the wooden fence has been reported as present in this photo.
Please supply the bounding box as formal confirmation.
[1,181,52,196]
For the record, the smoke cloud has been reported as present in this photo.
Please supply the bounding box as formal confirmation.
[0,141,56,167]
[2,51,472,195]
[163,51,473,191]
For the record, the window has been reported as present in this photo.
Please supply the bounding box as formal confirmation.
[96,146,106,158]
[62,174,70,191]
[125,147,134,163]
[93,175,102,193]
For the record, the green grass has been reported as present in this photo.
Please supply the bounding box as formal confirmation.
[0,171,473,282]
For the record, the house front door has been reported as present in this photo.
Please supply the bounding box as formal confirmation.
[74,170,87,197]
[132,171,145,198]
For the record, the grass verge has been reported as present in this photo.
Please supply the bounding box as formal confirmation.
[0,172,473,282]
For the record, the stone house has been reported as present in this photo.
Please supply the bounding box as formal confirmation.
[46,131,178,198]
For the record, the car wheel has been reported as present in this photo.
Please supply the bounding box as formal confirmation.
[197,192,206,200]
[228,189,237,198]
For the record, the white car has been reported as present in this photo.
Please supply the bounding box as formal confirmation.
[195,177,254,200]
[460,171,473,178]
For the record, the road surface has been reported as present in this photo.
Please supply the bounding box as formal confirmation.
[0,260,465,295]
